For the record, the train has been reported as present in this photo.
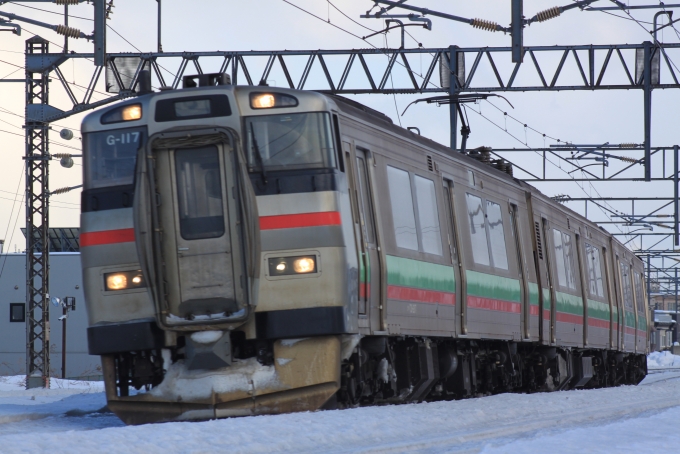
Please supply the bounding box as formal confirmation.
[80,71,648,425]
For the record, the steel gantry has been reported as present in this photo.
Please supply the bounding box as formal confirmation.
[10,15,680,384]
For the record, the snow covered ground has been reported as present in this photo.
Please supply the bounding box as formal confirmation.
[1,359,680,453]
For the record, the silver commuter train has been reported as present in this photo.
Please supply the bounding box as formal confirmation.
[80,72,648,425]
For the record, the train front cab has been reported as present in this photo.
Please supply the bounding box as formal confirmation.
[81,86,359,424]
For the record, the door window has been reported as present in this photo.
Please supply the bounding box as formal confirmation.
[414,175,442,255]
[465,193,490,266]
[356,156,376,243]
[175,146,225,240]
[585,243,605,298]
[486,200,508,270]
[387,166,418,250]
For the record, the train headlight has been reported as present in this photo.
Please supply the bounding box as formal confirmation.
[104,270,146,291]
[268,256,317,276]
[293,257,315,273]
[100,103,143,124]
[250,92,298,109]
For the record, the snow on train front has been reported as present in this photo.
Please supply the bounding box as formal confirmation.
[81,75,357,424]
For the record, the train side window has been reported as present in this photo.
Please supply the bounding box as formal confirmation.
[414,175,442,255]
[619,262,634,311]
[332,114,344,172]
[562,232,577,290]
[552,229,567,287]
[634,271,645,313]
[465,193,490,266]
[356,156,376,243]
[585,243,605,298]
[387,166,418,250]
[486,200,508,270]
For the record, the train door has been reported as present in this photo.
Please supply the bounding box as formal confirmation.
[542,218,557,344]
[153,139,246,322]
[442,179,463,335]
[616,254,635,351]
[509,203,530,339]
[347,145,382,331]
[575,233,589,346]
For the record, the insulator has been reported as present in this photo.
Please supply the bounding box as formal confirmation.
[55,24,81,39]
[535,6,562,22]
[617,156,638,163]
[51,186,72,195]
[471,18,498,32]
[619,143,637,148]
[52,153,71,159]
[54,0,80,5]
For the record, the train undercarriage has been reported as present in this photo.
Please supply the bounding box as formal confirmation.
[104,333,647,424]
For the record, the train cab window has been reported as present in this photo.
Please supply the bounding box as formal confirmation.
[414,175,442,255]
[619,262,634,311]
[175,146,225,240]
[465,194,490,266]
[552,229,576,290]
[83,127,146,189]
[486,201,508,270]
[245,112,336,172]
[387,166,418,250]
[585,242,605,298]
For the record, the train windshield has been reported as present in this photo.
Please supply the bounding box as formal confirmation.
[245,112,336,172]
[83,127,146,189]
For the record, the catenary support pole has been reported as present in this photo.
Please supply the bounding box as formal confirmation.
[643,40,652,181]
[24,36,50,389]
[675,145,679,246]
[449,45,458,151]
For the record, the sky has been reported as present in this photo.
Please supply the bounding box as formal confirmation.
[0,0,678,261]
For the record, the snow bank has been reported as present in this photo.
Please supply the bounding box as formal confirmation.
[647,351,680,369]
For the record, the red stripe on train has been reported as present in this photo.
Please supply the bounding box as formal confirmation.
[555,311,583,324]
[388,285,456,305]
[80,228,135,247]
[467,296,521,314]
[588,317,610,329]
[259,211,341,230]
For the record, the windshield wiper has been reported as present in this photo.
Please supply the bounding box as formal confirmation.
[249,123,267,184]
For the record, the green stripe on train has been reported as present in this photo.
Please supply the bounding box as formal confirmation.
[386,255,455,292]
[555,291,583,316]
[587,298,610,321]
[637,316,647,330]
[528,282,539,306]
[466,270,521,303]
[543,288,551,310]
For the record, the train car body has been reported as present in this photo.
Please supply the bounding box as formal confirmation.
[80,74,648,425]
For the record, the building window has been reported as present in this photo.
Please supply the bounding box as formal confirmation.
[10,303,25,323]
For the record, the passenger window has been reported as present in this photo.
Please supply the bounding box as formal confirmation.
[562,232,577,290]
[552,229,567,287]
[634,272,645,313]
[486,200,508,270]
[465,193,490,266]
[387,166,418,250]
[619,262,634,311]
[175,146,225,240]
[356,156,376,243]
[414,175,442,255]
[585,243,605,298]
